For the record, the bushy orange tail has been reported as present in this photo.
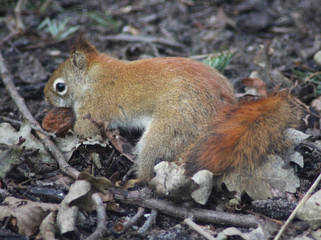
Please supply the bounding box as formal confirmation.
[184,93,299,175]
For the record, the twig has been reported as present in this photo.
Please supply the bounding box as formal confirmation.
[123,207,145,229]
[138,209,158,235]
[112,188,258,228]
[293,97,321,119]
[183,218,216,240]
[304,71,321,83]
[273,170,321,240]
[0,116,22,126]
[30,123,57,139]
[14,0,27,31]
[98,34,185,48]
[113,207,146,233]
[86,193,109,240]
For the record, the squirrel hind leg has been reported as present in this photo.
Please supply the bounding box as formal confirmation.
[134,116,202,182]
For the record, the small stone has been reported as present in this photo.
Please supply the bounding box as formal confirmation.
[313,50,321,66]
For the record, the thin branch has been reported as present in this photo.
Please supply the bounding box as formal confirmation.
[183,218,216,240]
[304,71,321,83]
[0,116,22,126]
[112,188,258,228]
[273,170,321,240]
[138,209,157,235]
[124,207,145,229]
[14,0,27,31]
[86,193,109,240]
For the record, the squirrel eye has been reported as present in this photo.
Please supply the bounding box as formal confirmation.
[53,78,68,95]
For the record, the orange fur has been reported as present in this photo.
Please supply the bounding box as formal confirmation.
[184,93,298,175]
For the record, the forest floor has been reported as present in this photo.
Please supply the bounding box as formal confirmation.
[1,0,321,239]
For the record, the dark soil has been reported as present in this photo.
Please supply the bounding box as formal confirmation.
[1,0,321,239]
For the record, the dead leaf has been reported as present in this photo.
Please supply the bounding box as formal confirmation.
[218,226,265,240]
[250,69,292,89]
[56,201,78,236]
[55,132,79,161]
[150,161,199,202]
[297,189,321,229]
[283,128,310,168]
[56,173,112,235]
[191,170,213,205]
[40,211,58,240]
[284,128,311,146]
[241,77,268,97]
[285,151,304,168]
[213,128,304,200]
[0,146,23,179]
[0,197,59,236]
[250,44,292,88]
[77,172,113,192]
[0,121,54,164]
[215,155,300,200]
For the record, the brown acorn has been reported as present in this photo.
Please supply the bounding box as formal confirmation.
[42,107,75,137]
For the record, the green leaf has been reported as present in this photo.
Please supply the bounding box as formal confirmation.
[37,17,79,40]
[203,51,234,72]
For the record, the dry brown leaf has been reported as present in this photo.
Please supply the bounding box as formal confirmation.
[40,211,58,240]
[0,197,59,236]
[241,77,268,97]
[56,172,112,235]
[215,155,300,200]
[77,172,113,192]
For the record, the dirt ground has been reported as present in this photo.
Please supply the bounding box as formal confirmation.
[1,0,321,239]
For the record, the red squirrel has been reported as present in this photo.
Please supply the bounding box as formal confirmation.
[44,37,298,181]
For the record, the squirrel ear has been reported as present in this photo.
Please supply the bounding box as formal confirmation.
[71,36,97,69]
[72,52,86,69]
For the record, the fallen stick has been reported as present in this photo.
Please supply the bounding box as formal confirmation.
[112,188,258,228]
[183,218,216,240]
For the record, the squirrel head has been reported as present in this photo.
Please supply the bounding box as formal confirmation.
[44,37,98,107]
